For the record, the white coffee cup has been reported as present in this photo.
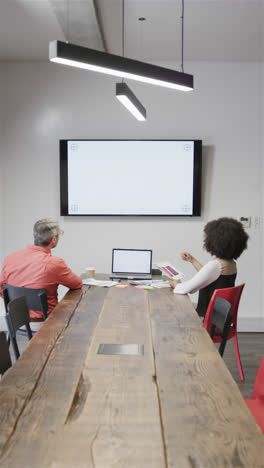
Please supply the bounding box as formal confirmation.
[85,267,95,279]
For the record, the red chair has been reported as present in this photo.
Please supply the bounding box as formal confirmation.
[251,357,264,399]
[245,357,264,433]
[203,284,245,380]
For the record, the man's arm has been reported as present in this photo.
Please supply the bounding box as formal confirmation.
[54,258,82,289]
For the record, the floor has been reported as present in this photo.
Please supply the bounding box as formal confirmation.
[7,332,263,398]
[223,333,263,398]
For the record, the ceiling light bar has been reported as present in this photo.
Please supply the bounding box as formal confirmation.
[49,41,193,92]
[116,83,146,121]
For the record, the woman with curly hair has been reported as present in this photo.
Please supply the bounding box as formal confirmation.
[169,217,249,317]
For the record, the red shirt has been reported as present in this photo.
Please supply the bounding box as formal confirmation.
[0,244,82,320]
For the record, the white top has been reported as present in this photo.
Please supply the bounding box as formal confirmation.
[173,260,222,295]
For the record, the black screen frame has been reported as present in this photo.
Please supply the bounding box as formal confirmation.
[60,139,202,217]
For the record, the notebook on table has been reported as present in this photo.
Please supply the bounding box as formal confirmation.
[109,248,152,280]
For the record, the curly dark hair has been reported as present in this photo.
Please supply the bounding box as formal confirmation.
[203,217,249,260]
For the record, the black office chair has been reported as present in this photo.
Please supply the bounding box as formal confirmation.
[5,296,33,360]
[3,284,48,340]
[209,297,232,357]
[0,331,12,376]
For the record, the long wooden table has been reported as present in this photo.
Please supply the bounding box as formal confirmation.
[0,283,263,467]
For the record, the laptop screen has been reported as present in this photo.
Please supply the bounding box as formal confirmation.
[112,249,152,274]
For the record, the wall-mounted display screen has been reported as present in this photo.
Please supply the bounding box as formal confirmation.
[60,139,202,216]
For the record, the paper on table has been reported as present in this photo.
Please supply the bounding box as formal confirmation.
[153,262,185,279]
[129,280,152,286]
[151,280,170,288]
[129,279,170,288]
[83,279,119,287]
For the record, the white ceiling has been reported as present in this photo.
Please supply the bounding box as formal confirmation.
[0,0,263,64]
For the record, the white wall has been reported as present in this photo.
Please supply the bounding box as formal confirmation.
[0,65,5,265]
[0,60,263,328]
[0,65,6,323]
[259,4,264,331]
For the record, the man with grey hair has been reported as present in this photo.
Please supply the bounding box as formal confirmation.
[33,219,63,247]
[0,219,82,320]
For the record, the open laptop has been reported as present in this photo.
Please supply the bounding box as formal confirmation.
[109,248,152,280]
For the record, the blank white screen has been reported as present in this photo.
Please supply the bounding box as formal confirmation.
[113,250,151,274]
[67,140,195,215]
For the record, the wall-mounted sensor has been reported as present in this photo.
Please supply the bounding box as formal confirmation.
[239,217,251,228]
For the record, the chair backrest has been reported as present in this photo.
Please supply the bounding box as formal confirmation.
[209,297,232,356]
[252,357,264,399]
[6,296,33,359]
[0,331,12,376]
[3,284,48,320]
[204,283,245,333]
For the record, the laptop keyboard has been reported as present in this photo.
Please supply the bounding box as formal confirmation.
[110,274,152,280]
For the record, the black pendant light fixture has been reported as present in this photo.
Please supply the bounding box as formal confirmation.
[116,82,146,121]
[49,41,193,91]
[115,1,146,121]
[49,1,193,93]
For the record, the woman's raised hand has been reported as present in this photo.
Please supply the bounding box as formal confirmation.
[181,251,203,271]
[181,251,193,262]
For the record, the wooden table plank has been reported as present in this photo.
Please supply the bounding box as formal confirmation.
[148,289,264,468]
[47,286,166,468]
[0,286,108,468]
[0,288,83,451]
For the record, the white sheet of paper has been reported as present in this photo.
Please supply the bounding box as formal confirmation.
[83,279,119,287]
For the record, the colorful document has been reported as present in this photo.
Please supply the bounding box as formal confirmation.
[153,262,185,279]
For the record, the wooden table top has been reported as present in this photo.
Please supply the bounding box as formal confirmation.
[0,283,263,467]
